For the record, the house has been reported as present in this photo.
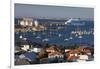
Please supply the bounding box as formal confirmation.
[65,49,71,53]
[15,58,30,65]
[46,45,64,59]
[77,55,89,62]
[67,50,80,61]
[77,46,92,56]
[48,51,64,63]
[18,40,31,51]
[18,52,37,63]
[46,45,61,53]
[21,45,30,51]
[15,46,22,53]
[48,51,64,59]
[20,41,30,51]
[29,43,43,53]
[46,46,55,53]
[30,47,42,53]
[66,46,92,62]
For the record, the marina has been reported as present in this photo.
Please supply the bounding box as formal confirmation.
[14,4,94,65]
[15,18,94,46]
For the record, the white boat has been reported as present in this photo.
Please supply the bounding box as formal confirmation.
[58,34,62,37]
[64,38,69,41]
[65,18,79,25]
[69,36,73,39]
[36,36,41,39]
[19,35,23,39]
[71,31,76,34]
[78,35,82,38]
[23,38,27,40]
[42,38,49,42]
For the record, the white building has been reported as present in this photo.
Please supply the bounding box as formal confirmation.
[30,47,42,53]
[21,45,30,51]
[34,20,38,27]
[20,18,33,27]
[48,52,64,59]
[77,55,89,62]
[65,49,71,52]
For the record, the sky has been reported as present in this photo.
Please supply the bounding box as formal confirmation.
[15,3,94,19]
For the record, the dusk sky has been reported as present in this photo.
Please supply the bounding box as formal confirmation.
[15,4,94,19]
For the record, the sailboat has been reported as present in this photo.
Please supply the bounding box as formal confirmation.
[75,34,78,37]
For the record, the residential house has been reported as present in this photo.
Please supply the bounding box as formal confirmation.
[18,40,30,51]
[46,45,61,53]
[30,47,43,53]
[65,49,71,53]
[20,43,30,51]
[29,43,43,53]
[66,50,80,62]
[15,58,30,65]
[18,52,37,63]
[66,46,92,62]
[46,45,64,59]
[77,46,92,56]
[48,51,64,59]
[77,55,89,62]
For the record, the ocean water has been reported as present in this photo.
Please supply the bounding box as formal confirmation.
[15,19,94,47]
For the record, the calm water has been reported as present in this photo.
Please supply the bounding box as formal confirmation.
[15,19,94,46]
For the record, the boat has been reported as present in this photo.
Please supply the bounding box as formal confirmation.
[58,34,62,37]
[64,38,69,41]
[78,35,82,38]
[65,18,73,24]
[69,36,73,39]
[42,38,49,42]
[36,36,41,39]
[23,37,27,40]
[19,35,23,39]
[75,34,78,37]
